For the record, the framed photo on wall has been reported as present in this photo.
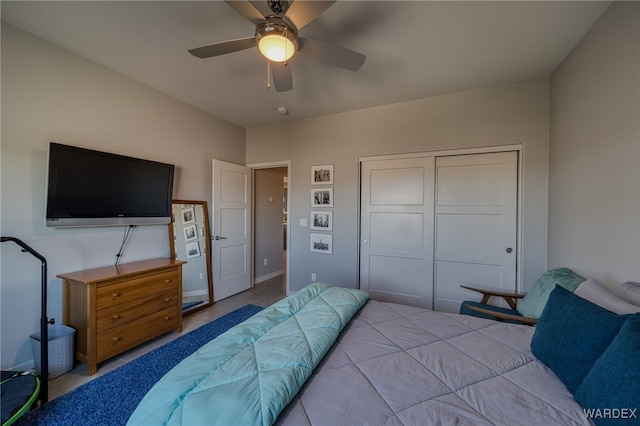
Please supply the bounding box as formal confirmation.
[310,211,333,231]
[310,233,333,254]
[311,165,334,185]
[311,188,333,208]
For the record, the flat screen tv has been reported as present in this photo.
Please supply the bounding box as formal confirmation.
[45,142,175,228]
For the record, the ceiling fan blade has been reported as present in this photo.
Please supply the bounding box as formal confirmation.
[298,37,365,71]
[189,37,257,59]
[285,0,336,29]
[271,62,293,92]
[224,0,266,25]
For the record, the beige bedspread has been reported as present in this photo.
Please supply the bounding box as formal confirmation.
[278,300,592,426]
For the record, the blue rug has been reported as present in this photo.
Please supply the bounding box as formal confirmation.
[16,304,263,426]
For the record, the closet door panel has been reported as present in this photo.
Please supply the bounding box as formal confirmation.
[434,152,518,313]
[360,157,435,308]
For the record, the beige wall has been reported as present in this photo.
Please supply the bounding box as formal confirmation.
[247,79,551,294]
[1,24,245,370]
[548,2,640,286]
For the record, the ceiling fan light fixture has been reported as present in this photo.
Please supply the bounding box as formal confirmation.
[256,19,298,63]
[259,34,295,62]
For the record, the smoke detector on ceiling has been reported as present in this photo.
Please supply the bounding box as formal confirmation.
[277,106,289,115]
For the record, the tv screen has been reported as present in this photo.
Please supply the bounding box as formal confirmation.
[46,142,175,227]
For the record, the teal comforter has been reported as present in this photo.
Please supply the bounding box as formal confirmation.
[127,283,370,426]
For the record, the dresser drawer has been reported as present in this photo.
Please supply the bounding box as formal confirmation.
[96,288,178,332]
[97,307,178,361]
[97,270,178,309]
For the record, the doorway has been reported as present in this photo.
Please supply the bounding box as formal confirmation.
[250,162,291,295]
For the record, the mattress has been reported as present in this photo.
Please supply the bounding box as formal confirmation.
[277,300,592,426]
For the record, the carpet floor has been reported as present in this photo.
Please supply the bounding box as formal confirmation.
[15,304,263,426]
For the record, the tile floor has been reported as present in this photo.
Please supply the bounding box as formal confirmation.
[47,275,286,400]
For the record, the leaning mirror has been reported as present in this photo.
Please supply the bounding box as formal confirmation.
[169,200,214,316]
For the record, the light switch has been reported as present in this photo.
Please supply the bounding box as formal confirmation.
[299,218,308,227]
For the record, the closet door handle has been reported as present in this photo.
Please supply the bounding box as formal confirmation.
[213,235,227,240]
[506,247,513,253]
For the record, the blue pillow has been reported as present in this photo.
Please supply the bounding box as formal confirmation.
[574,314,640,425]
[530,285,630,393]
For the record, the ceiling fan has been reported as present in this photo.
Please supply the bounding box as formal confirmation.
[188,0,366,92]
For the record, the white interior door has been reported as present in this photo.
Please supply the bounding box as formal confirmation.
[212,159,252,301]
[360,157,435,308]
[433,151,518,312]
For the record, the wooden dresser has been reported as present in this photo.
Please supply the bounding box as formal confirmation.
[59,258,186,375]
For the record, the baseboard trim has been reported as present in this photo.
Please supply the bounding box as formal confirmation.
[255,270,284,284]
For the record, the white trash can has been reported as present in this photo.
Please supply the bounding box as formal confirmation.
[30,325,75,379]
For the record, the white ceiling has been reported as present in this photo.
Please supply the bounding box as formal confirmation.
[2,1,610,128]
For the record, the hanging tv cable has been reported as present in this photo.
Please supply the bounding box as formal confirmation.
[115,225,135,266]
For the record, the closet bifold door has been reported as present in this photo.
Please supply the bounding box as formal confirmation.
[360,157,435,309]
[433,151,518,313]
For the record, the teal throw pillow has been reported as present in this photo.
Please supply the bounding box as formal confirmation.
[575,314,640,425]
[530,285,630,393]
[517,267,584,318]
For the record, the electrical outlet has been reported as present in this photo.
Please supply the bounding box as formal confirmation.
[263,258,268,266]
[311,273,316,281]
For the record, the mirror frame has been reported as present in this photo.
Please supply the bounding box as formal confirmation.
[169,199,214,316]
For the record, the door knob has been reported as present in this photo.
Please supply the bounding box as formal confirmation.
[213,235,227,240]
[506,247,513,253]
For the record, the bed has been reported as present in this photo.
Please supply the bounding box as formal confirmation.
[277,299,589,426]
[128,282,639,426]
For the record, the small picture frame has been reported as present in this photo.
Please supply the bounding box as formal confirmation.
[311,165,334,185]
[311,187,333,208]
[310,211,333,231]
[185,241,201,258]
[181,206,195,224]
[183,224,197,241]
[310,233,333,254]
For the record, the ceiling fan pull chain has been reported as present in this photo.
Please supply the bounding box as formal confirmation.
[284,27,288,63]
[267,60,271,90]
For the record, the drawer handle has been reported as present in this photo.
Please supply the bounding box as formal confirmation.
[112,337,121,343]
[164,297,171,302]
[164,279,173,284]
[164,316,171,321]
[112,292,120,298]
[112,314,120,320]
